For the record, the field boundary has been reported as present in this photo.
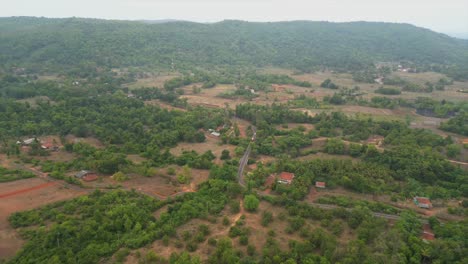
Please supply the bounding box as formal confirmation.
[0,182,57,198]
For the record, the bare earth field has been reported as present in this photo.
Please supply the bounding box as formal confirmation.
[65,135,105,149]
[170,136,235,165]
[0,178,85,259]
[287,70,468,102]
[125,73,180,90]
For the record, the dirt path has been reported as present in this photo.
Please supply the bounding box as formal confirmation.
[447,160,468,165]
[205,200,245,240]
[0,182,58,198]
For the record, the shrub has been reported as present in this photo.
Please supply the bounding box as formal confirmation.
[244,194,260,212]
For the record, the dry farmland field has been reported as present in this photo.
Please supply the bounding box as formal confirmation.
[0,178,85,258]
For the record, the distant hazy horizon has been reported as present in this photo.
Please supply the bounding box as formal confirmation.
[2,0,467,38]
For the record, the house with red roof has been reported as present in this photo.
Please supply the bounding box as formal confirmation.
[315,181,326,188]
[75,170,98,182]
[413,197,432,209]
[278,172,295,185]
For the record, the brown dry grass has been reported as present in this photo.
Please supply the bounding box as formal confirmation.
[126,73,180,90]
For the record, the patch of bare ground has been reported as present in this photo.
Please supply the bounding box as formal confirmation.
[89,173,178,197]
[290,70,468,102]
[144,100,187,111]
[242,202,303,249]
[64,135,105,149]
[0,178,85,259]
[125,73,180,90]
[275,123,315,132]
[306,187,389,204]
[141,200,310,261]
[126,154,148,165]
[0,154,16,169]
[16,96,56,107]
[86,166,209,198]
[170,136,235,165]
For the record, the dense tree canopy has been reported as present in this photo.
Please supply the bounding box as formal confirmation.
[1,18,468,76]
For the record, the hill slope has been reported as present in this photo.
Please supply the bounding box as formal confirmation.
[1,17,468,73]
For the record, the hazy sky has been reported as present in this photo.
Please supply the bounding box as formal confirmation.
[2,0,467,34]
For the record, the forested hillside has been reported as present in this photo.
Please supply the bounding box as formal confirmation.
[1,17,468,75]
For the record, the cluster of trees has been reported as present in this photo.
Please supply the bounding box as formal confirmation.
[413,97,467,117]
[0,95,224,154]
[320,79,339,89]
[382,76,452,93]
[241,109,466,199]
[218,87,259,100]
[258,196,467,264]
[163,71,312,94]
[130,87,187,107]
[0,166,35,182]
[287,95,322,109]
[316,195,400,214]
[235,103,312,125]
[440,112,468,136]
[374,86,401,95]
[2,18,467,76]
[0,71,130,100]
[8,178,238,264]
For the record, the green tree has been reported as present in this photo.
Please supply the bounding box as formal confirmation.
[446,144,461,158]
[244,194,260,212]
[220,149,231,160]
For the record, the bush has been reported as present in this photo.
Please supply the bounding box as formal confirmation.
[244,195,260,212]
[208,238,217,246]
[223,216,230,226]
[446,144,461,158]
[167,167,176,175]
[221,149,231,160]
[112,171,129,182]
[230,200,241,214]
[186,241,198,252]
[239,235,249,245]
[247,245,256,256]
[261,211,273,226]
[375,87,401,95]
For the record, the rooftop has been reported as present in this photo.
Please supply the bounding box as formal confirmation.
[279,172,295,181]
[415,197,431,204]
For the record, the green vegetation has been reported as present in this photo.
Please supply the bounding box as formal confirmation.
[1,18,468,78]
[0,166,35,182]
[375,86,401,95]
[244,194,260,212]
[8,179,234,263]
[1,16,467,264]
[440,112,468,136]
[320,79,339,89]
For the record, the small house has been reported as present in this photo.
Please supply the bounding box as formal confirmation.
[367,135,384,146]
[278,172,295,185]
[75,170,98,182]
[413,197,432,209]
[315,181,326,188]
[22,138,37,145]
[211,131,220,137]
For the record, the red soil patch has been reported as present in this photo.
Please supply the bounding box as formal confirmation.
[0,178,85,259]
[0,182,57,198]
[422,224,435,240]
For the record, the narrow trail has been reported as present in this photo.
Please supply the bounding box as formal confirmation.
[447,160,468,166]
[0,182,57,198]
[203,200,245,241]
